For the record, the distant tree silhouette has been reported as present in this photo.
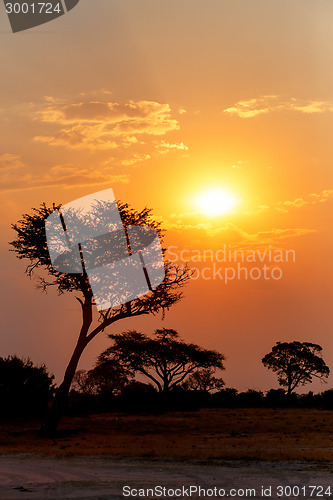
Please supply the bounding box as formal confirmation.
[72,362,129,397]
[262,341,330,396]
[0,355,55,419]
[183,368,224,392]
[212,387,238,407]
[237,389,264,407]
[320,389,333,409]
[265,388,288,407]
[71,370,96,395]
[10,202,189,435]
[99,328,225,392]
[84,359,130,396]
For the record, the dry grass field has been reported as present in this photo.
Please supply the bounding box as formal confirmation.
[0,408,332,462]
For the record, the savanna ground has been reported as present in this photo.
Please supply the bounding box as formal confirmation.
[1,408,332,462]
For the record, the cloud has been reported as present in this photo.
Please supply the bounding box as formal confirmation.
[0,164,129,192]
[156,141,189,155]
[34,124,119,151]
[276,190,333,212]
[244,227,316,244]
[224,96,333,118]
[120,154,151,167]
[0,154,28,189]
[37,100,176,125]
[34,98,180,151]
[164,212,316,245]
[231,160,243,170]
[122,136,144,147]
[244,190,333,216]
[0,153,24,170]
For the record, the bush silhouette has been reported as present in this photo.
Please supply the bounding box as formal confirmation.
[0,355,55,420]
[121,381,158,413]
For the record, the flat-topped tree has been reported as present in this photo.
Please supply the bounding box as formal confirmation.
[10,201,189,435]
[262,341,330,396]
[99,328,225,392]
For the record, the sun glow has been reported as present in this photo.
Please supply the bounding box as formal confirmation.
[197,188,238,216]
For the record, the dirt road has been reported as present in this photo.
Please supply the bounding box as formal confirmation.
[0,455,332,499]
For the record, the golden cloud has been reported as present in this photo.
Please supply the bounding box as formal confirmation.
[0,153,25,170]
[164,214,316,246]
[34,124,118,151]
[156,141,189,155]
[33,96,182,157]
[37,100,175,124]
[276,190,333,212]
[224,96,333,118]
[0,163,129,192]
[121,154,151,167]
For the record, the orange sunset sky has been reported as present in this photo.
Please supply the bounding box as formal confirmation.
[1,0,333,392]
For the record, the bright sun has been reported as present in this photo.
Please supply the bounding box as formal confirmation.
[197,188,237,216]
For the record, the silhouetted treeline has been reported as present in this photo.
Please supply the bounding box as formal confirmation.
[2,354,333,422]
[67,384,333,416]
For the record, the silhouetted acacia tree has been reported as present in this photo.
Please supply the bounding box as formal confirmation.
[99,328,225,392]
[183,368,225,392]
[88,359,130,396]
[0,355,55,419]
[262,341,330,396]
[10,203,189,435]
[72,360,130,396]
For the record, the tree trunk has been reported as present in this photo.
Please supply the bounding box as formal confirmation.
[43,290,93,437]
[287,369,292,397]
[43,336,88,436]
[42,337,87,437]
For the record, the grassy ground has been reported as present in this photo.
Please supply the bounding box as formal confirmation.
[0,408,332,461]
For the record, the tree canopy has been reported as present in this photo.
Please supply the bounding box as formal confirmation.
[99,328,225,392]
[183,368,225,392]
[262,341,330,395]
[72,360,130,396]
